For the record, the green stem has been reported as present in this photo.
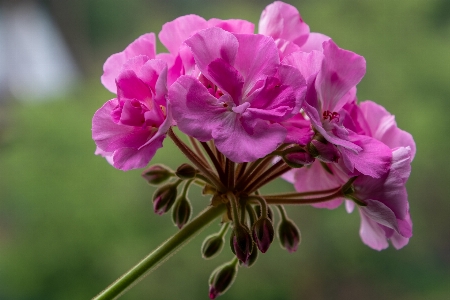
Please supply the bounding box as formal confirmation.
[93,204,227,300]
[265,191,343,205]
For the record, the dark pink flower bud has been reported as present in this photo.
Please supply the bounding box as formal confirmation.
[252,218,274,253]
[141,164,172,185]
[208,261,238,299]
[282,151,315,168]
[277,219,301,253]
[239,243,258,268]
[152,183,178,215]
[175,163,197,179]
[230,224,253,264]
[172,195,192,229]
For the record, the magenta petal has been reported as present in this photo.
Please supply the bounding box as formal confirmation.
[112,135,165,171]
[282,50,323,86]
[213,116,286,163]
[339,134,392,178]
[207,58,244,103]
[101,33,156,93]
[92,99,152,151]
[234,33,279,94]
[282,114,314,145]
[360,101,416,160]
[138,59,168,105]
[258,1,310,46]
[207,18,255,34]
[300,33,331,52]
[359,210,389,251]
[159,14,208,54]
[116,70,152,102]
[317,40,366,113]
[168,75,227,142]
[185,27,239,77]
[293,161,345,209]
[361,199,399,232]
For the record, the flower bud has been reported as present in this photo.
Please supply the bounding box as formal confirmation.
[252,217,274,253]
[141,164,172,185]
[277,219,301,253]
[152,183,178,215]
[175,163,197,179]
[172,196,192,229]
[208,261,238,299]
[230,224,253,264]
[201,233,224,260]
[282,151,314,168]
[239,242,258,268]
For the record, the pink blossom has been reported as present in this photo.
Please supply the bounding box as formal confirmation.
[93,57,171,170]
[169,27,306,162]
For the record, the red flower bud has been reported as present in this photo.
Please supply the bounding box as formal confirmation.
[230,224,253,264]
[252,217,274,253]
[277,219,301,253]
[208,261,238,299]
[141,164,172,185]
[152,183,178,215]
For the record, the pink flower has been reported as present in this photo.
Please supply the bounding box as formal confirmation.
[286,39,392,178]
[92,56,172,170]
[168,27,307,162]
[347,147,413,250]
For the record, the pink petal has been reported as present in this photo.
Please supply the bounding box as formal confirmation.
[116,70,152,102]
[359,101,416,160]
[207,18,255,34]
[316,40,366,113]
[361,199,399,233]
[213,115,286,163]
[159,15,208,54]
[138,59,168,105]
[299,33,331,52]
[338,134,392,178]
[112,134,165,171]
[184,27,239,78]
[207,58,244,103]
[101,33,156,93]
[282,50,324,86]
[92,99,153,151]
[359,210,389,251]
[234,33,280,94]
[258,1,310,47]
[282,114,314,145]
[168,75,227,142]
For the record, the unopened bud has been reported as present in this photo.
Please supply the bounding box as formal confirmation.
[201,233,224,259]
[239,242,258,268]
[230,224,253,264]
[152,183,178,215]
[175,163,197,179]
[282,151,314,168]
[208,261,238,299]
[172,196,192,229]
[141,164,172,185]
[277,219,301,253]
[252,218,274,253]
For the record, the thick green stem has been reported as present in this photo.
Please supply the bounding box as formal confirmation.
[93,204,227,300]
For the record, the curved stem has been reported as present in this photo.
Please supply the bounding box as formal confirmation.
[93,204,227,300]
[265,191,343,205]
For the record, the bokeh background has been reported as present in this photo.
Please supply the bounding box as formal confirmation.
[1,0,449,299]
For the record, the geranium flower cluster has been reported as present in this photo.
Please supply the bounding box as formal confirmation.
[92,2,415,299]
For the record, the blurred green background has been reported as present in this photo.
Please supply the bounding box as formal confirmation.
[1,0,449,299]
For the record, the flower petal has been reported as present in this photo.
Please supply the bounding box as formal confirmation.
[101,33,156,93]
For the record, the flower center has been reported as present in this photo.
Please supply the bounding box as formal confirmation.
[323,110,340,122]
